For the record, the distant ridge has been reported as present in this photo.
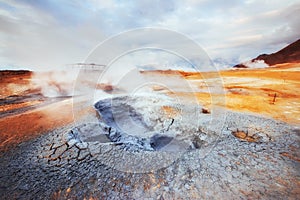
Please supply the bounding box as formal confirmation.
[234,39,300,68]
[0,70,32,77]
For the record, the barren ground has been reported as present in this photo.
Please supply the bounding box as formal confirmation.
[0,65,299,199]
[144,63,300,125]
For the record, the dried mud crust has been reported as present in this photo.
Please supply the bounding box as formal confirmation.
[0,111,299,199]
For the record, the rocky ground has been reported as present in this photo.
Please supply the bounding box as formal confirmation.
[0,95,299,199]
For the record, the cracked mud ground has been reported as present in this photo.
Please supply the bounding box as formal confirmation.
[0,97,300,199]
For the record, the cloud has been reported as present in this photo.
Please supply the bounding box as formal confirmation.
[0,0,107,70]
[0,0,300,70]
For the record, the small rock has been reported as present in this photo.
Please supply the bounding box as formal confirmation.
[202,107,210,114]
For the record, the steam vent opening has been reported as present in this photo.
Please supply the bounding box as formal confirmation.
[92,95,214,152]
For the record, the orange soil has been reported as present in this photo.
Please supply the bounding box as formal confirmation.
[0,71,33,98]
[0,70,97,150]
[0,98,93,150]
[161,105,179,118]
[155,63,300,125]
[0,100,43,112]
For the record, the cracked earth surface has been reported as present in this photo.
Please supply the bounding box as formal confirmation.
[0,95,299,199]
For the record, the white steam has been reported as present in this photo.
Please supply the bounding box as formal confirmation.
[31,70,79,97]
[243,59,269,68]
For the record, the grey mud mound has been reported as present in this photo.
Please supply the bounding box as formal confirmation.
[0,95,299,199]
[93,95,214,152]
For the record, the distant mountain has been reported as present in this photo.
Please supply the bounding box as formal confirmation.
[234,39,300,68]
[0,70,32,81]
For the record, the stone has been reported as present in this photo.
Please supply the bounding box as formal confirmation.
[202,107,210,114]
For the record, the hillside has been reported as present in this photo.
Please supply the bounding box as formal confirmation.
[234,39,300,68]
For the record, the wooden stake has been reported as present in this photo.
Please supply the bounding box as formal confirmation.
[272,93,277,104]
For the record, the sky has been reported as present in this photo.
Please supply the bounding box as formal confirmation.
[0,0,300,70]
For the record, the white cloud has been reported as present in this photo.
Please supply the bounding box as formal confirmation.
[0,0,299,70]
